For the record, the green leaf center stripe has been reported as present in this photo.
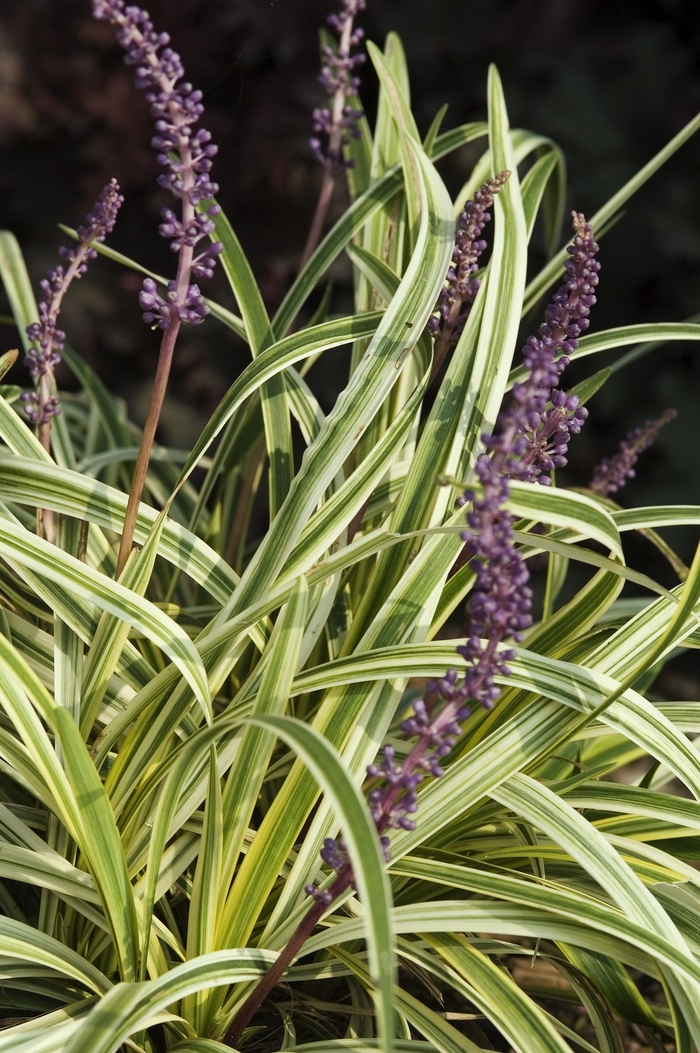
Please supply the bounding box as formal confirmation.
[507,322,700,388]
[172,312,382,497]
[0,455,239,605]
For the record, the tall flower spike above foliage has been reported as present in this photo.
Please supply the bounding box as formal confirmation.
[307,212,601,896]
[590,408,677,496]
[22,179,123,435]
[93,0,224,575]
[299,0,366,270]
[310,0,367,174]
[92,0,223,329]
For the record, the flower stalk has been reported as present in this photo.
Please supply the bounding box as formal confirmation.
[92,0,222,576]
[23,179,123,541]
[590,408,676,496]
[299,0,366,271]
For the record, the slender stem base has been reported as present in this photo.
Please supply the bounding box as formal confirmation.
[115,320,181,577]
[37,371,55,544]
[299,167,336,274]
[223,868,352,1048]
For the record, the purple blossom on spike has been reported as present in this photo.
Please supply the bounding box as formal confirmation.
[138,278,209,329]
[590,408,677,496]
[306,212,601,900]
[310,0,367,174]
[22,179,123,426]
[21,394,61,426]
[428,172,510,348]
[92,0,223,326]
[491,213,600,485]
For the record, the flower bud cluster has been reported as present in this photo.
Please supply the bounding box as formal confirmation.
[590,408,677,496]
[493,213,600,484]
[22,179,123,424]
[458,465,532,704]
[310,0,367,173]
[92,1,223,326]
[428,172,510,345]
[92,0,219,208]
[138,278,209,329]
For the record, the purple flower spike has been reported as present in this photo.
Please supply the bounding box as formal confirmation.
[311,0,367,174]
[305,214,602,900]
[92,0,220,326]
[488,212,600,485]
[22,179,124,427]
[590,408,677,496]
[428,172,510,349]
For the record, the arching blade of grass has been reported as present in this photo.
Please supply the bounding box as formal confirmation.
[210,205,292,521]
[493,774,700,1039]
[332,945,483,1053]
[0,456,240,605]
[184,746,224,1033]
[507,322,700,388]
[182,311,382,527]
[520,148,564,242]
[63,951,275,1053]
[0,518,211,722]
[613,505,700,530]
[420,934,572,1053]
[220,136,454,617]
[304,899,700,994]
[342,62,528,651]
[230,714,396,1053]
[0,916,110,995]
[78,511,168,739]
[522,107,700,315]
[219,580,308,899]
[0,634,139,981]
[367,40,422,243]
[178,313,381,497]
[272,119,489,337]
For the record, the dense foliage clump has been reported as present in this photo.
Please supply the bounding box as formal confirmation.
[0,3,698,1052]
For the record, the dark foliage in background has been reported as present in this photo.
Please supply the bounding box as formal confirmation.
[0,0,699,529]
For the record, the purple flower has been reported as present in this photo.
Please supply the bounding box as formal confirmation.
[92,0,223,326]
[22,179,123,425]
[489,213,600,485]
[428,172,510,348]
[590,408,677,496]
[310,0,367,174]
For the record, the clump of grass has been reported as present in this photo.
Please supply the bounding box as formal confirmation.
[0,2,698,1052]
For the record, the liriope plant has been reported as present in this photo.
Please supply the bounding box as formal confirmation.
[0,2,698,1052]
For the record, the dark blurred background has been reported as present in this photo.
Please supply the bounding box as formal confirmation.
[0,0,699,577]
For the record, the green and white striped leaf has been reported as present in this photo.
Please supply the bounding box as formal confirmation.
[0,517,211,722]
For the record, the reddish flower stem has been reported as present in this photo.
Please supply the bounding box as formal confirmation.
[224,865,353,1047]
[299,167,336,274]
